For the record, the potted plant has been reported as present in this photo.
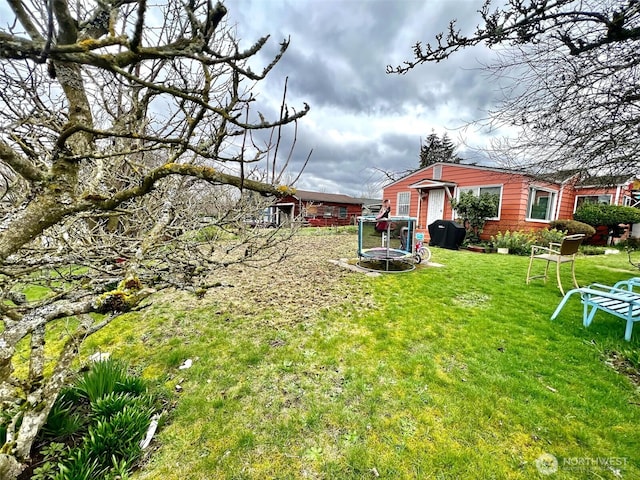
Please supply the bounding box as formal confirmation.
[491,231,511,254]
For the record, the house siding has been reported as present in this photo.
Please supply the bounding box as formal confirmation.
[275,194,362,227]
[382,163,633,242]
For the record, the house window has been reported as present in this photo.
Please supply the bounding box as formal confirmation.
[339,207,347,218]
[457,185,502,219]
[397,192,410,216]
[306,204,318,217]
[527,187,557,221]
[323,206,334,217]
[575,194,611,211]
[433,165,442,180]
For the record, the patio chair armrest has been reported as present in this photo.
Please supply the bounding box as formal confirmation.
[612,277,640,291]
[589,282,640,296]
[577,287,640,304]
[531,245,559,255]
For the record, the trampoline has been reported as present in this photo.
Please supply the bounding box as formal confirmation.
[357,216,420,272]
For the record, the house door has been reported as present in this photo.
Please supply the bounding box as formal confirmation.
[426,189,445,227]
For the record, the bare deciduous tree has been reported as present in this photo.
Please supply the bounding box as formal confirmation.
[0,1,310,477]
[388,0,640,178]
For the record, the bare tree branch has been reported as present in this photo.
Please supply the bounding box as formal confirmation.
[0,1,310,476]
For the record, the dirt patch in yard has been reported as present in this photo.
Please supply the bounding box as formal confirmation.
[606,351,640,386]
[197,233,374,326]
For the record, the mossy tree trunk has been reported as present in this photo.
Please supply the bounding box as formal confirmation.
[0,1,309,477]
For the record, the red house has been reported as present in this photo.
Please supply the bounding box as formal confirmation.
[382,163,638,241]
[273,190,363,227]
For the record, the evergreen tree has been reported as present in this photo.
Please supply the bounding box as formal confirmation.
[419,132,462,168]
[392,0,640,178]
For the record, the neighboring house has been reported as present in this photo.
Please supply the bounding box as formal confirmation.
[273,190,363,227]
[359,198,384,217]
[382,162,638,241]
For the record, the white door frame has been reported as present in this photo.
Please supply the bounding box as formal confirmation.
[426,189,445,227]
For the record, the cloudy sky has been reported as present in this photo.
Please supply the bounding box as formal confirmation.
[224,0,510,197]
[0,0,510,198]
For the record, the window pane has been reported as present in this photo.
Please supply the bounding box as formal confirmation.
[479,187,501,218]
[528,189,555,220]
[479,186,501,196]
[397,192,410,216]
[576,195,611,210]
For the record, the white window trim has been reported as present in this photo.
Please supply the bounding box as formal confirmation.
[526,186,557,222]
[455,185,503,220]
[396,192,411,216]
[573,194,612,212]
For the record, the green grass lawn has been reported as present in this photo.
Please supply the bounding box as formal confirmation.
[83,234,640,479]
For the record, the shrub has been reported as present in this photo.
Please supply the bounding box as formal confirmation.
[580,245,607,255]
[574,203,640,227]
[451,191,499,243]
[490,230,536,255]
[618,237,640,250]
[549,219,596,237]
[490,228,578,256]
[533,228,567,247]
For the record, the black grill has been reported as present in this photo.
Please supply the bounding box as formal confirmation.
[428,220,466,250]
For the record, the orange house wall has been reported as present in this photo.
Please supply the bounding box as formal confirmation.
[382,164,573,241]
[382,164,634,242]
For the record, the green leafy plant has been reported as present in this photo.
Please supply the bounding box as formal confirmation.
[451,190,499,244]
[31,461,60,480]
[490,229,537,255]
[33,358,159,480]
[91,392,155,420]
[490,230,512,249]
[73,359,132,403]
[54,449,100,480]
[81,406,152,471]
[30,443,68,480]
[579,245,606,255]
[40,401,85,440]
[574,203,640,229]
[532,228,567,248]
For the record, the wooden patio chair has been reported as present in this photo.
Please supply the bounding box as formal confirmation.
[526,234,585,295]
